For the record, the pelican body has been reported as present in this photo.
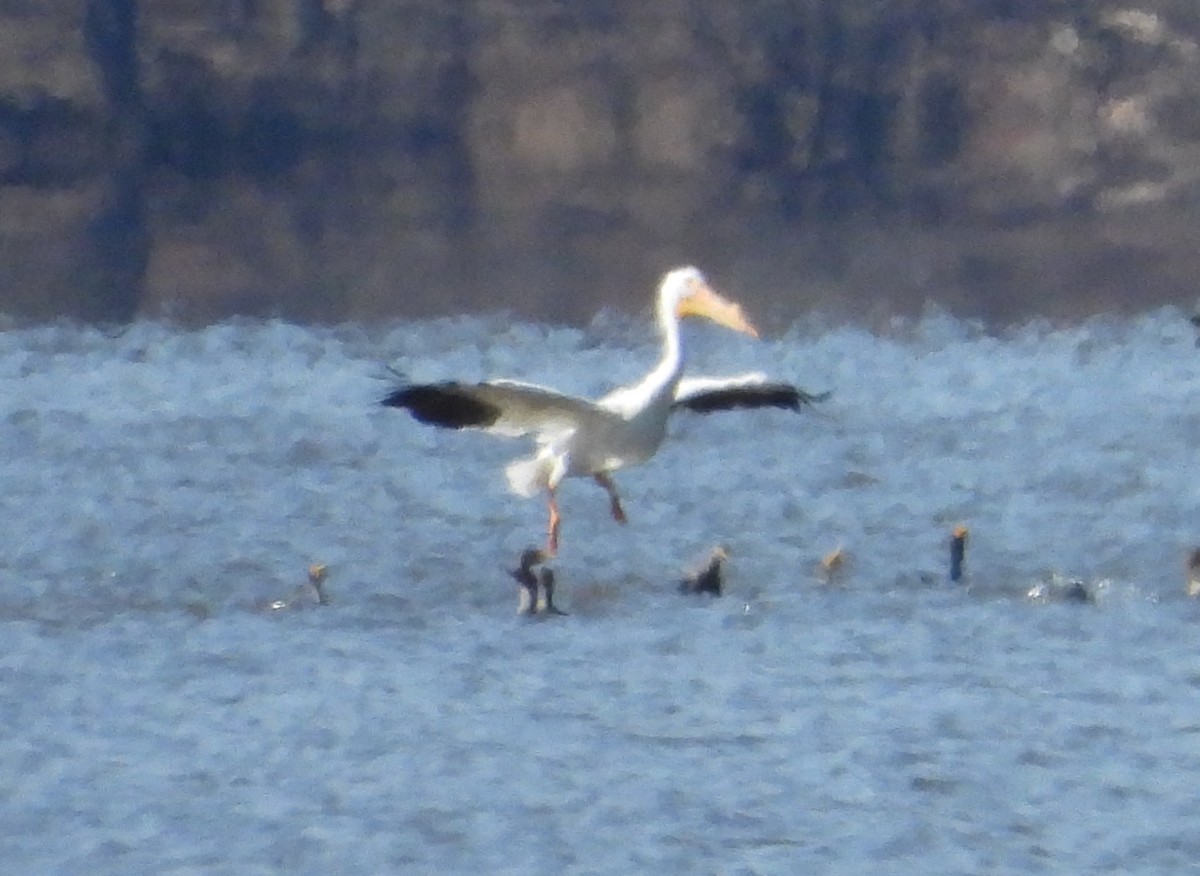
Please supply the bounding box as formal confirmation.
[383,266,824,553]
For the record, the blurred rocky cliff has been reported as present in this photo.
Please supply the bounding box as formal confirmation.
[3,1,1200,324]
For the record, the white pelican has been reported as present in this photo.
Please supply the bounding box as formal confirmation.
[383,266,827,553]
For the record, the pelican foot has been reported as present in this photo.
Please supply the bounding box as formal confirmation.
[593,473,627,525]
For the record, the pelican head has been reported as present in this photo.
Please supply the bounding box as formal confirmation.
[660,266,758,338]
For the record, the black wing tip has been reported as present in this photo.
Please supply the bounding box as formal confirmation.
[771,386,832,411]
[675,384,831,414]
[380,382,502,429]
[380,385,414,408]
[793,388,833,407]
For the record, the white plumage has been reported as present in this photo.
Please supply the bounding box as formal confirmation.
[382,266,825,553]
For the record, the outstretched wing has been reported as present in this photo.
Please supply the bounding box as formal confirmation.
[382,379,604,437]
[672,372,831,414]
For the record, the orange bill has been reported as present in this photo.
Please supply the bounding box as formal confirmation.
[676,281,759,338]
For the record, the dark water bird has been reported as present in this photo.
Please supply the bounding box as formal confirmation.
[512,547,543,614]
[510,547,566,616]
[949,525,969,582]
[679,546,728,596]
[1186,548,1200,596]
[816,544,848,585]
[1026,574,1096,604]
[382,266,827,554]
[535,567,566,615]
[1061,580,1094,603]
[259,563,331,613]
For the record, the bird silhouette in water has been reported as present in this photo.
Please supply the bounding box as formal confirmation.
[510,547,566,616]
[678,546,728,596]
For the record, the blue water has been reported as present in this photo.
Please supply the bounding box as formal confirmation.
[2,309,1200,874]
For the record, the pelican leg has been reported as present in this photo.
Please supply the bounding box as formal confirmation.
[593,472,627,524]
[547,488,561,556]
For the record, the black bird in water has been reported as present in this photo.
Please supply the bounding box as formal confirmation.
[510,548,566,616]
[1026,574,1095,604]
[1187,548,1200,597]
[679,546,728,596]
[949,526,969,582]
[259,563,331,613]
[535,568,566,615]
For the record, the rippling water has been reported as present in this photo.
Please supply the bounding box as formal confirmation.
[2,310,1200,873]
